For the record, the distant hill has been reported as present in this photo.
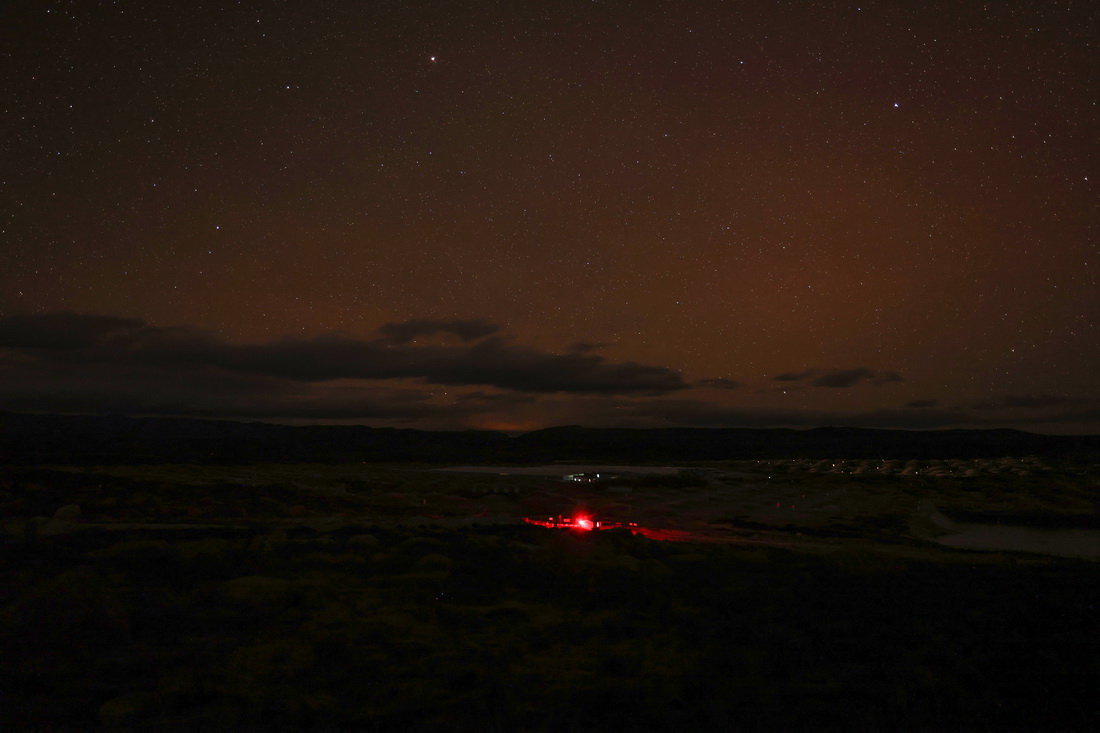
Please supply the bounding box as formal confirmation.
[0,413,508,465]
[1,413,1097,465]
[509,425,1100,462]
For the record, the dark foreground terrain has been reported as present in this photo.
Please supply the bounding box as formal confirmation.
[2,452,1098,731]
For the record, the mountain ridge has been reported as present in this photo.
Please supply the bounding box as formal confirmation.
[2,412,1098,465]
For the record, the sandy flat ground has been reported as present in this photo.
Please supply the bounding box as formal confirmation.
[933,526,1100,558]
[9,460,1098,561]
[909,501,1100,560]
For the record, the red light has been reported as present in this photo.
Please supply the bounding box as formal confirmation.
[575,517,594,531]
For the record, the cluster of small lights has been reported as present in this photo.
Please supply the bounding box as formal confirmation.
[525,515,639,533]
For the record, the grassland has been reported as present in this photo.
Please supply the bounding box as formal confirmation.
[1,459,1097,731]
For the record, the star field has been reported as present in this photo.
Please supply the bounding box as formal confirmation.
[1,0,1097,432]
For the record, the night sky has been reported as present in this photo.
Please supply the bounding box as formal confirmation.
[2,0,1097,433]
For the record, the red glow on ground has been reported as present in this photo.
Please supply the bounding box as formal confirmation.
[522,516,794,545]
[524,515,638,532]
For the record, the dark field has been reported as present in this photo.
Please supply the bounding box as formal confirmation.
[1,460,1098,731]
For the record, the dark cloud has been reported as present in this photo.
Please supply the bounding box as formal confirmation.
[811,368,877,388]
[210,335,687,394]
[0,358,489,424]
[0,312,687,397]
[0,311,145,349]
[772,368,902,388]
[443,337,687,394]
[377,319,499,344]
[569,342,612,353]
[6,312,1090,430]
[774,369,815,382]
[0,311,219,364]
[698,378,741,390]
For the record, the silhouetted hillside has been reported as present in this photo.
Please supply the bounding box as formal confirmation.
[510,425,1100,462]
[1,413,1097,465]
[0,413,508,464]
